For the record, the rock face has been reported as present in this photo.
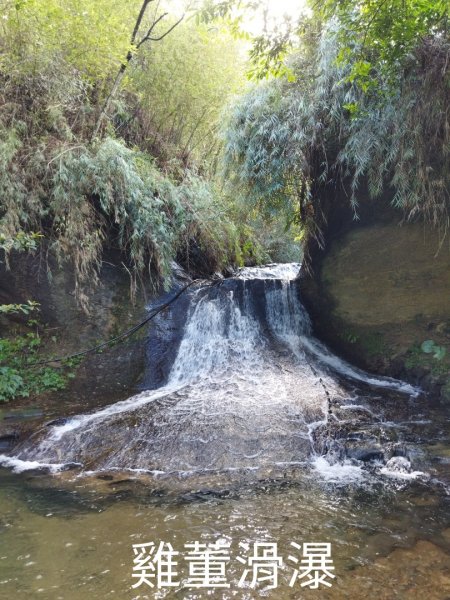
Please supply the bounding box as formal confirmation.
[301,192,450,401]
[0,250,154,443]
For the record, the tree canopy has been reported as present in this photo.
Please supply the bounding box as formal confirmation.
[0,0,447,307]
[222,0,450,251]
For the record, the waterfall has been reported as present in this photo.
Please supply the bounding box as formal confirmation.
[0,263,420,481]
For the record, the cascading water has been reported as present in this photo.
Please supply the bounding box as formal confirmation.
[0,263,425,485]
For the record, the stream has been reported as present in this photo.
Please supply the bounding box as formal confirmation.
[0,263,449,598]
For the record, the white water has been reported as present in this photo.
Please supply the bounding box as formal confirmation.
[0,455,71,474]
[238,262,301,280]
[0,263,421,481]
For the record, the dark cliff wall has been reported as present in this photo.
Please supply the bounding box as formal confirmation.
[300,187,450,401]
[0,250,150,412]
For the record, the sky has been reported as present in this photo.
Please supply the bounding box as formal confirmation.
[245,0,308,35]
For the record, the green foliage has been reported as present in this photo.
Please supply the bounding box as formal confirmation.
[128,21,246,163]
[0,301,39,316]
[0,1,268,309]
[0,232,42,253]
[0,367,24,402]
[317,0,448,87]
[45,138,244,305]
[404,344,422,370]
[339,329,387,357]
[405,342,449,376]
[0,0,245,163]
[361,332,387,357]
[222,21,450,243]
[0,0,137,81]
[421,340,447,361]
[344,332,359,344]
[0,230,40,336]
[248,24,297,81]
[1,131,252,307]
[244,214,302,264]
[243,1,448,89]
[221,80,309,222]
[0,330,78,403]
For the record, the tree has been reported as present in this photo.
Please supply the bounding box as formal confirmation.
[92,0,185,139]
[317,0,449,87]
[222,13,450,243]
[128,21,246,163]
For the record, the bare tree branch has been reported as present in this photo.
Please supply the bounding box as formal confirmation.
[92,0,184,140]
[130,0,154,45]
[136,12,168,48]
[147,16,185,42]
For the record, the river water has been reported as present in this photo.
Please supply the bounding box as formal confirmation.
[0,264,449,598]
